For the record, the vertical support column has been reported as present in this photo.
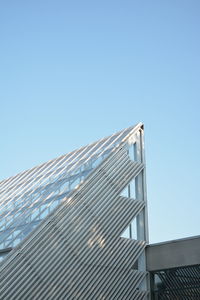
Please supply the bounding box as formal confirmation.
[140,127,149,243]
[135,127,149,293]
[150,273,155,300]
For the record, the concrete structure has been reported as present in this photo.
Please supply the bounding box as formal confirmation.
[147,237,200,299]
[147,235,200,271]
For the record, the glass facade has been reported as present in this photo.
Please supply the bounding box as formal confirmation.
[0,126,136,261]
[0,123,150,300]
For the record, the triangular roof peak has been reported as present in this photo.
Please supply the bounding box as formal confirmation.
[0,123,143,253]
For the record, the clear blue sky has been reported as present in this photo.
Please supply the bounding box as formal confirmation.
[1,0,200,243]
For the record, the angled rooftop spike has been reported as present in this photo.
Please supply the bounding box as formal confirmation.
[0,123,149,299]
[0,123,142,254]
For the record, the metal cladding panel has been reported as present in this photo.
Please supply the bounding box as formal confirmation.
[151,265,200,299]
[0,125,149,299]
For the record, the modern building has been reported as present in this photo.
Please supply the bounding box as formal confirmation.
[147,236,200,298]
[0,123,199,299]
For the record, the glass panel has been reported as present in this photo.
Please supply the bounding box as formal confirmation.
[121,226,131,239]
[129,179,136,199]
[120,179,135,199]
[121,217,138,240]
[128,143,136,161]
[121,186,129,198]
[130,217,137,240]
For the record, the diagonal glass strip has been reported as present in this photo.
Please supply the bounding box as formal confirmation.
[0,125,138,256]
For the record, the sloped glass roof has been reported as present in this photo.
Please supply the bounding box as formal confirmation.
[0,124,139,258]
